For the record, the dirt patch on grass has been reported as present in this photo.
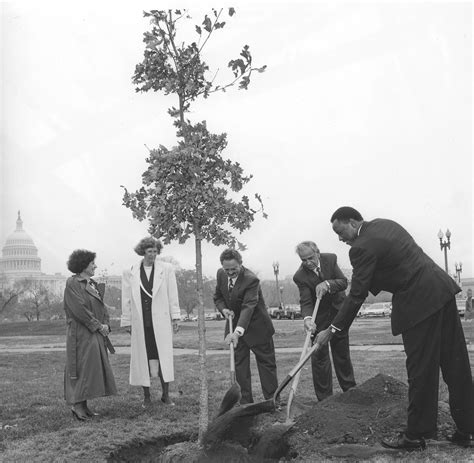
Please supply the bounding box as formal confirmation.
[287,373,455,460]
[109,374,456,461]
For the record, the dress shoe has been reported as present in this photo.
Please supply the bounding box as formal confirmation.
[450,430,474,448]
[84,407,100,417]
[381,432,426,451]
[71,408,88,421]
[161,396,175,406]
[141,396,152,408]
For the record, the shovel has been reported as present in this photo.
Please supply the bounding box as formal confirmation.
[216,315,242,417]
[238,340,322,416]
[203,340,322,447]
[285,298,321,422]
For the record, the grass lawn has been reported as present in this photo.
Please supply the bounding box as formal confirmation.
[1,319,473,461]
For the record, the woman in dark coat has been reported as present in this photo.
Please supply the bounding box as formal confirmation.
[64,249,117,420]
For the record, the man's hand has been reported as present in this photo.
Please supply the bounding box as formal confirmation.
[315,282,329,299]
[222,309,234,319]
[315,327,333,347]
[225,332,240,347]
[303,318,317,334]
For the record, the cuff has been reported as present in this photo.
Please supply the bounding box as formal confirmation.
[330,324,341,333]
[325,280,331,292]
[235,327,245,336]
[303,316,313,321]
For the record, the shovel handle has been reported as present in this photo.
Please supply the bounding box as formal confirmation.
[274,342,321,401]
[229,316,236,378]
[289,298,321,391]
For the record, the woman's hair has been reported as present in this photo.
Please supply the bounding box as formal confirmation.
[134,237,163,256]
[67,249,96,274]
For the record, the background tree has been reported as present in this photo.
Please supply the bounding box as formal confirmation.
[122,8,266,440]
[15,280,51,322]
[0,275,23,319]
[176,269,215,317]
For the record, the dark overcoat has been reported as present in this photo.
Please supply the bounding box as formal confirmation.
[332,219,460,335]
[64,275,117,404]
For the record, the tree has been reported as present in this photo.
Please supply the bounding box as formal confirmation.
[0,276,23,318]
[122,8,266,441]
[14,280,51,321]
[176,269,215,316]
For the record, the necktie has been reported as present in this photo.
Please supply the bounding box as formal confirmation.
[316,267,323,280]
[228,278,234,294]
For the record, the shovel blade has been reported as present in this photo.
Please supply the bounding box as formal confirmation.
[216,382,242,417]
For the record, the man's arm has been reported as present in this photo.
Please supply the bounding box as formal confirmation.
[213,270,227,314]
[293,275,315,318]
[235,278,259,331]
[325,255,348,293]
[330,246,377,330]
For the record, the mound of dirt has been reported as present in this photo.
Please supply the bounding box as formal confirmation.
[110,374,456,462]
[287,373,455,460]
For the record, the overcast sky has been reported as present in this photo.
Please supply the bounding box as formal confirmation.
[1,1,472,281]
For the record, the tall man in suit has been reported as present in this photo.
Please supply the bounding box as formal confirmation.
[293,241,356,401]
[214,249,278,404]
[316,206,474,450]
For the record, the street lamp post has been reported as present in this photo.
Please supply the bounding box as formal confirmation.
[455,262,462,284]
[437,229,451,273]
[272,262,282,309]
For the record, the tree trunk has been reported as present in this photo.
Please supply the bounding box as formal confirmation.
[194,230,208,443]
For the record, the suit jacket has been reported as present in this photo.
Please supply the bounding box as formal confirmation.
[214,266,275,347]
[293,253,348,330]
[332,219,461,335]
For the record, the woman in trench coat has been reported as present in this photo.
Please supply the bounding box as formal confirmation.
[121,237,180,406]
[64,249,117,420]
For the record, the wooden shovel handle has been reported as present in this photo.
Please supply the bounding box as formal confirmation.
[229,316,236,380]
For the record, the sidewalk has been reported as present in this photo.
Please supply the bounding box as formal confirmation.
[1,344,473,354]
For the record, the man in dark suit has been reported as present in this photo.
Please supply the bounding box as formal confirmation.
[315,206,474,450]
[293,241,356,401]
[214,248,278,404]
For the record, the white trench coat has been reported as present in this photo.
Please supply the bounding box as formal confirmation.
[121,260,180,386]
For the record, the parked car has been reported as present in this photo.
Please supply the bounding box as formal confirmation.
[358,302,392,318]
[205,312,224,321]
[456,299,466,317]
[268,306,302,320]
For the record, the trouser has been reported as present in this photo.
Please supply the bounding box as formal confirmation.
[402,298,474,439]
[311,328,356,401]
[234,337,278,404]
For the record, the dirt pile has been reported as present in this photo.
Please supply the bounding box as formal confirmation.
[110,374,456,462]
[287,373,455,460]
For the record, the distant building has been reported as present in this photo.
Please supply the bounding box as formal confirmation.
[96,274,122,289]
[0,211,66,297]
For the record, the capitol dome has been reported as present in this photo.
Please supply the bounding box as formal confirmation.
[0,211,41,275]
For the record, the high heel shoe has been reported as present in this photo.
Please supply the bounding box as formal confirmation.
[71,408,88,421]
[84,406,99,417]
[161,396,175,406]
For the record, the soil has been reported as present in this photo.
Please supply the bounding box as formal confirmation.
[110,373,456,462]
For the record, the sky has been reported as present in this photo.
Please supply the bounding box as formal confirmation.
[1,1,473,281]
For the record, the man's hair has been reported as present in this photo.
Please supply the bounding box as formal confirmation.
[295,241,319,256]
[330,207,364,223]
[220,248,242,264]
